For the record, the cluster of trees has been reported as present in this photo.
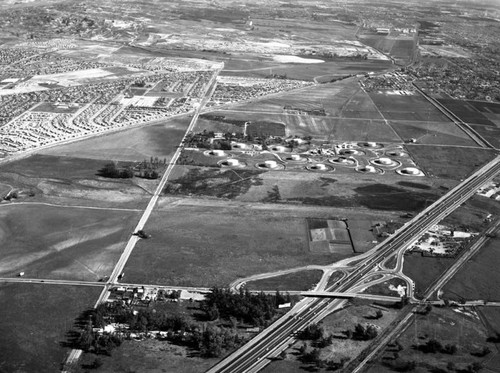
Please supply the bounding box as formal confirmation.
[471,346,491,357]
[263,185,281,203]
[201,288,287,326]
[191,325,246,358]
[298,344,349,370]
[98,163,134,179]
[76,319,124,356]
[416,303,433,315]
[98,158,165,180]
[74,303,247,358]
[298,323,333,348]
[183,129,241,150]
[350,323,379,341]
[91,302,191,333]
[136,157,166,179]
[416,338,457,355]
[72,288,285,358]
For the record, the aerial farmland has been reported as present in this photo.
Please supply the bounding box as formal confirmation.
[0,0,499,372]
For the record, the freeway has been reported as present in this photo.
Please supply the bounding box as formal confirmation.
[348,218,500,373]
[207,154,500,373]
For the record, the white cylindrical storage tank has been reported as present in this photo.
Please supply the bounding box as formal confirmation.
[226,159,240,166]
[264,160,278,168]
[211,150,225,156]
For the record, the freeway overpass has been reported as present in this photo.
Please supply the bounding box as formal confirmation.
[206,154,500,373]
[301,291,402,303]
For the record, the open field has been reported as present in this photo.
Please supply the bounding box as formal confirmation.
[441,196,500,232]
[359,35,416,64]
[370,93,449,122]
[368,307,495,373]
[197,110,400,140]
[262,302,400,373]
[222,59,393,81]
[405,144,497,180]
[0,204,141,281]
[218,78,385,120]
[469,124,500,149]
[0,283,101,373]
[442,234,500,302]
[0,154,152,208]
[122,198,405,288]
[121,203,341,287]
[79,339,217,373]
[387,120,477,146]
[166,167,440,214]
[437,99,496,126]
[468,100,500,127]
[41,117,190,162]
[245,269,324,292]
[402,253,454,298]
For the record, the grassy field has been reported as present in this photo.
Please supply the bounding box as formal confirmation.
[437,99,496,126]
[219,78,384,119]
[402,253,454,298]
[0,283,101,373]
[41,117,190,162]
[441,196,500,232]
[405,144,497,180]
[469,123,500,148]
[362,277,407,297]
[262,302,400,373]
[387,120,477,146]
[442,234,500,302]
[197,110,399,140]
[0,154,153,208]
[369,93,449,122]
[368,307,494,373]
[0,204,141,281]
[122,203,353,287]
[78,339,217,373]
[166,167,440,214]
[245,270,324,292]
[222,60,392,81]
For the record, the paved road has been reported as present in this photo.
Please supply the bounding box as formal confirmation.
[61,66,222,373]
[347,218,500,373]
[301,291,402,303]
[0,278,103,286]
[95,66,222,305]
[413,83,494,149]
[207,155,500,373]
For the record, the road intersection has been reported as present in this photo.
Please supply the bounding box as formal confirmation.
[206,154,500,373]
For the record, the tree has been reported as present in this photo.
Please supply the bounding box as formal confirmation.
[352,323,378,341]
[99,163,119,178]
[91,357,103,369]
[422,338,443,353]
[467,362,483,373]
[443,343,457,355]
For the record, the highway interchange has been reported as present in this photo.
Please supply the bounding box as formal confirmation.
[1,60,498,372]
[206,154,500,373]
